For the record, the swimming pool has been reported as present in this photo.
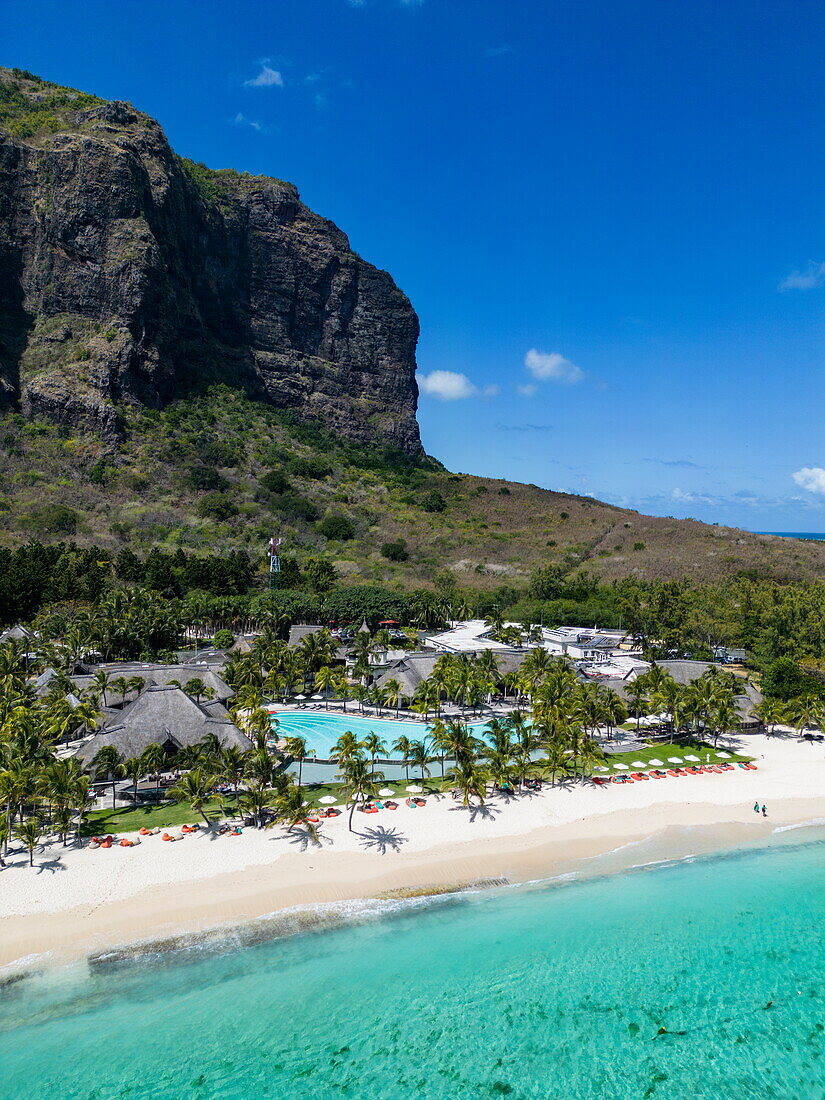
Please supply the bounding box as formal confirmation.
[270,710,489,760]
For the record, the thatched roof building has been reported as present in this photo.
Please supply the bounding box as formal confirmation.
[74,686,250,765]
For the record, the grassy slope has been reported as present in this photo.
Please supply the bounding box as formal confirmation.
[1,384,824,588]
[1,387,825,594]
[3,70,825,587]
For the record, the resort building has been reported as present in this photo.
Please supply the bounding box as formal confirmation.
[73,685,251,767]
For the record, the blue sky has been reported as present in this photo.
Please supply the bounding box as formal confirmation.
[4,0,824,530]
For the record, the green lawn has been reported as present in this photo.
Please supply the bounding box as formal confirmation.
[82,797,239,836]
[599,739,752,776]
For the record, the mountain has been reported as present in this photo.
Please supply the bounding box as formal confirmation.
[1,66,824,588]
[0,67,420,454]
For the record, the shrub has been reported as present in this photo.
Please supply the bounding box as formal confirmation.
[25,504,78,535]
[199,439,241,467]
[186,466,228,491]
[498,486,511,495]
[560,511,569,520]
[318,513,355,541]
[212,629,235,648]
[261,469,290,494]
[633,542,646,551]
[381,539,409,562]
[272,493,318,521]
[289,456,331,479]
[197,493,237,521]
[422,490,446,513]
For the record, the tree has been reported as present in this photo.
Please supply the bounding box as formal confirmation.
[407,739,432,783]
[332,731,361,767]
[16,816,42,866]
[92,745,125,810]
[362,732,387,770]
[184,677,213,703]
[444,760,487,806]
[755,698,785,737]
[337,753,384,832]
[392,735,412,780]
[168,768,217,826]
[122,757,145,805]
[284,736,313,786]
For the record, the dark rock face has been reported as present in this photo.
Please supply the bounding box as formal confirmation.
[0,73,422,453]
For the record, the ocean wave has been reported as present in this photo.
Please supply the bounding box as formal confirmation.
[772,817,825,834]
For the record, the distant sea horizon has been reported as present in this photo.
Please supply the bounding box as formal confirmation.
[756,531,825,540]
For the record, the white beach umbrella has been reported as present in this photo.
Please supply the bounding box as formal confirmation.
[294,694,307,700]
[311,694,324,700]
[648,758,663,766]
[613,763,629,771]
[631,760,647,767]
[595,766,609,772]
[717,751,731,758]
[684,754,700,762]
[667,756,683,763]
[406,784,423,793]
[319,795,338,804]
[378,788,395,797]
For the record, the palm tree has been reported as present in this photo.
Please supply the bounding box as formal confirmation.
[314,664,338,709]
[140,742,167,787]
[92,745,125,809]
[16,816,42,866]
[392,735,413,780]
[284,736,313,786]
[220,744,248,796]
[337,753,384,831]
[538,740,567,786]
[755,698,785,737]
[362,732,387,770]
[331,731,361,767]
[444,760,488,806]
[122,757,145,805]
[91,671,112,707]
[168,768,217,826]
[273,784,313,833]
[788,695,819,739]
[184,677,212,703]
[382,678,404,717]
[407,740,432,784]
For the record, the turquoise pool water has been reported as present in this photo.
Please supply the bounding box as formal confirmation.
[1,831,823,1099]
[272,710,489,759]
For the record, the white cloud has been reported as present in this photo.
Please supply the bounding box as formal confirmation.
[792,467,825,494]
[779,261,825,291]
[416,370,487,400]
[245,64,284,88]
[516,383,537,397]
[482,384,500,397]
[233,112,264,131]
[524,348,584,385]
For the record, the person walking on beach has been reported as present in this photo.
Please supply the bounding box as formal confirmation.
[762,804,767,817]
[754,801,760,813]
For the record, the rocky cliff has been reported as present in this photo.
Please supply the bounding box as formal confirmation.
[0,68,422,453]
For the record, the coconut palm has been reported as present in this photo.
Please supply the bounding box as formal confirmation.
[392,735,413,780]
[337,753,384,831]
[16,816,43,866]
[220,744,248,795]
[273,784,313,833]
[407,739,432,784]
[92,745,125,810]
[362,732,387,770]
[168,768,217,826]
[443,760,488,806]
[331,731,361,767]
[122,756,145,805]
[755,698,785,737]
[538,739,568,786]
[284,736,313,786]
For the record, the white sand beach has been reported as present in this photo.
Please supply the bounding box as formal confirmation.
[1,733,823,969]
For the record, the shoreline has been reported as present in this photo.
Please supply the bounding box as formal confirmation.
[1,733,822,973]
[2,796,823,974]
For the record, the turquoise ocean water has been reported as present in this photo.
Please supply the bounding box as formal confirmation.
[1,831,823,1099]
